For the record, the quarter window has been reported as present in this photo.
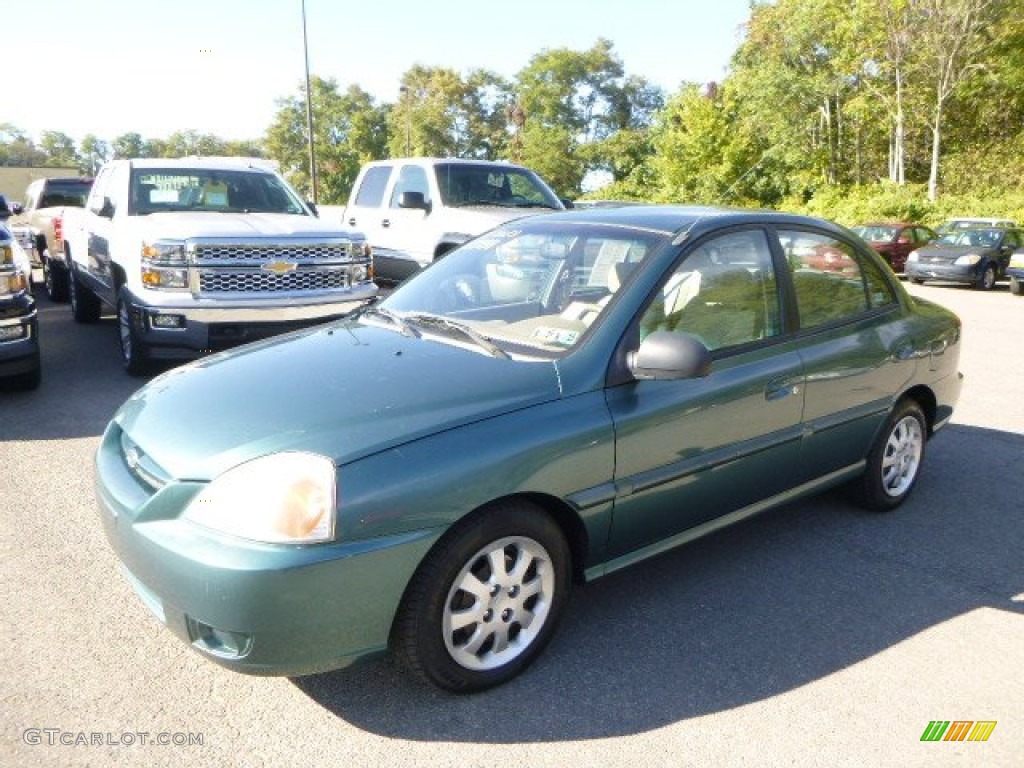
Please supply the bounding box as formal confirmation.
[638,230,781,352]
[353,166,391,207]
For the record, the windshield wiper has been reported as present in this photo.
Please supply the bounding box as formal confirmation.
[404,314,509,359]
[361,306,420,338]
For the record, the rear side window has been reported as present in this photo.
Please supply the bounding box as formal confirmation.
[779,230,895,329]
[353,166,391,207]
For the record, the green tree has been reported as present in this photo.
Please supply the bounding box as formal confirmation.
[111,132,148,159]
[39,131,80,167]
[79,134,110,174]
[265,77,388,203]
[0,124,46,166]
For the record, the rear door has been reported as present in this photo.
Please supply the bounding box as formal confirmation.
[776,227,912,482]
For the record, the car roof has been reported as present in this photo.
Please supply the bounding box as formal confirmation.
[532,204,849,239]
[117,157,278,173]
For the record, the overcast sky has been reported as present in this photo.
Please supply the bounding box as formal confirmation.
[6,0,751,144]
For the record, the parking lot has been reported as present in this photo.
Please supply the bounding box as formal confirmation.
[2,281,1021,767]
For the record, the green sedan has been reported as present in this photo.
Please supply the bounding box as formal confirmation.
[96,207,963,692]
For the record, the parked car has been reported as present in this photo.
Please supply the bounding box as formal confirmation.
[1007,250,1024,296]
[850,222,937,273]
[905,226,1023,289]
[0,223,41,390]
[936,217,1017,234]
[96,206,962,692]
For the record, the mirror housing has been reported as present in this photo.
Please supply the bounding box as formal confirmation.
[98,197,115,219]
[629,331,712,381]
[398,191,430,212]
[306,201,319,217]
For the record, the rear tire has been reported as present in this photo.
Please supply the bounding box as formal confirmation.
[855,398,927,512]
[391,500,571,693]
[1010,276,1023,296]
[69,266,101,323]
[44,257,69,302]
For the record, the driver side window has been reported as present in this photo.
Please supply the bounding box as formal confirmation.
[389,166,430,208]
[639,230,781,352]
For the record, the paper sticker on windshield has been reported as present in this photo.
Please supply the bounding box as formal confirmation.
[532,326,579,346]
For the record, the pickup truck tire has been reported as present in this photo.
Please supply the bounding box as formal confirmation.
[43,257,69,302]
[117,292,151,376]
[69,265,101,323]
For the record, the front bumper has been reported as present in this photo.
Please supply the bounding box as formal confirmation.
[905,261,981,284]
[122,284,377,360]
[0,294,40,376]
[95,422,440,676]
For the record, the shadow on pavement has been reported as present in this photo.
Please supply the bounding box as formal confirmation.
[293,423,1022,742]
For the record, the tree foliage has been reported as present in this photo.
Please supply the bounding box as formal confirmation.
[3,6,1022,215]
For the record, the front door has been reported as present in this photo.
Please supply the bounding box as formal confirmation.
[605,228,805,559]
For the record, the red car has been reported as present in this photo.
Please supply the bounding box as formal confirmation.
[851,223,937,274]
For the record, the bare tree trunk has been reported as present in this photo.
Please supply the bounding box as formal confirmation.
[928,97,943,201]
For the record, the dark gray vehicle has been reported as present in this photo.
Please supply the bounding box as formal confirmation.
[905,227,1023,290]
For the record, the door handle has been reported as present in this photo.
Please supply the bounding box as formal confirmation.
[347,217,356,227]
[765,378,801,401]
[381,219,391,228]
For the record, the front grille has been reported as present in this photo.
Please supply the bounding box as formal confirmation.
[199,267,350,293]
[193,243,353,264]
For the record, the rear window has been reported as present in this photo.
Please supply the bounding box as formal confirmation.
[39,180,92,208]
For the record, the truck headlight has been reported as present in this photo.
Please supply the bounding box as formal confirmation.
[2,271,29,295]
[141,240,188,290]
[0,244,12,265]
[907,251,919,263]
[142,241,187,264]
[954,253,981,266]
[183,452,336,544]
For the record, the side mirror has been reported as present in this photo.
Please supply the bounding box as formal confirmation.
[306,201,319,217]
[561,198,575,209]
[629,331,712,381]
[98,197,115,219]
[398,191,430,212]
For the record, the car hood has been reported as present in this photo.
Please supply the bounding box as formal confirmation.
[443,206,551,231]
[113,319,563,481]
[125,211,348,240]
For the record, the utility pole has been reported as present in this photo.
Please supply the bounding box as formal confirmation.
[302,0,318,203]
[400,85,411,156]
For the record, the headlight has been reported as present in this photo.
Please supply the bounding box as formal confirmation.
[954,253,981,266]
[0,243,12,265]
[1009,254,1024,269]
[2,271,29,295]
[141,240,188,290]
[907,251,919,262]
[183,452,337,544]
[141,240,187,264]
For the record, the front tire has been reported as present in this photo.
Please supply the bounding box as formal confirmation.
[392,500,571,693]
[975,263,996,290]
[118,292,150,376]
[1010,276,1023,296]
[855,398,927,512]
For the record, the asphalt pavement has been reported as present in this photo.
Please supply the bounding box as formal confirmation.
[1,280,1021,767]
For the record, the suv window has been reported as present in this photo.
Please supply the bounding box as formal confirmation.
[638,229,781,351]
[780,230,895,328]
[353,166,391,207]
[390,165,430,208]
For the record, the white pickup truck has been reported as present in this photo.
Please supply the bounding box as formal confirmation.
[63,157,376,374]
[341,158,565,282]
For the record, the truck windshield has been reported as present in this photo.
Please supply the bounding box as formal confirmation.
[129,169,308,216]
[434,164,562,210]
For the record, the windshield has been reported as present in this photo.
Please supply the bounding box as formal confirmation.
[434,164,562,210]
[852,225,897,242]
[378,220,670,359]
[129,168,308,216]
[936,229,1000,247]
